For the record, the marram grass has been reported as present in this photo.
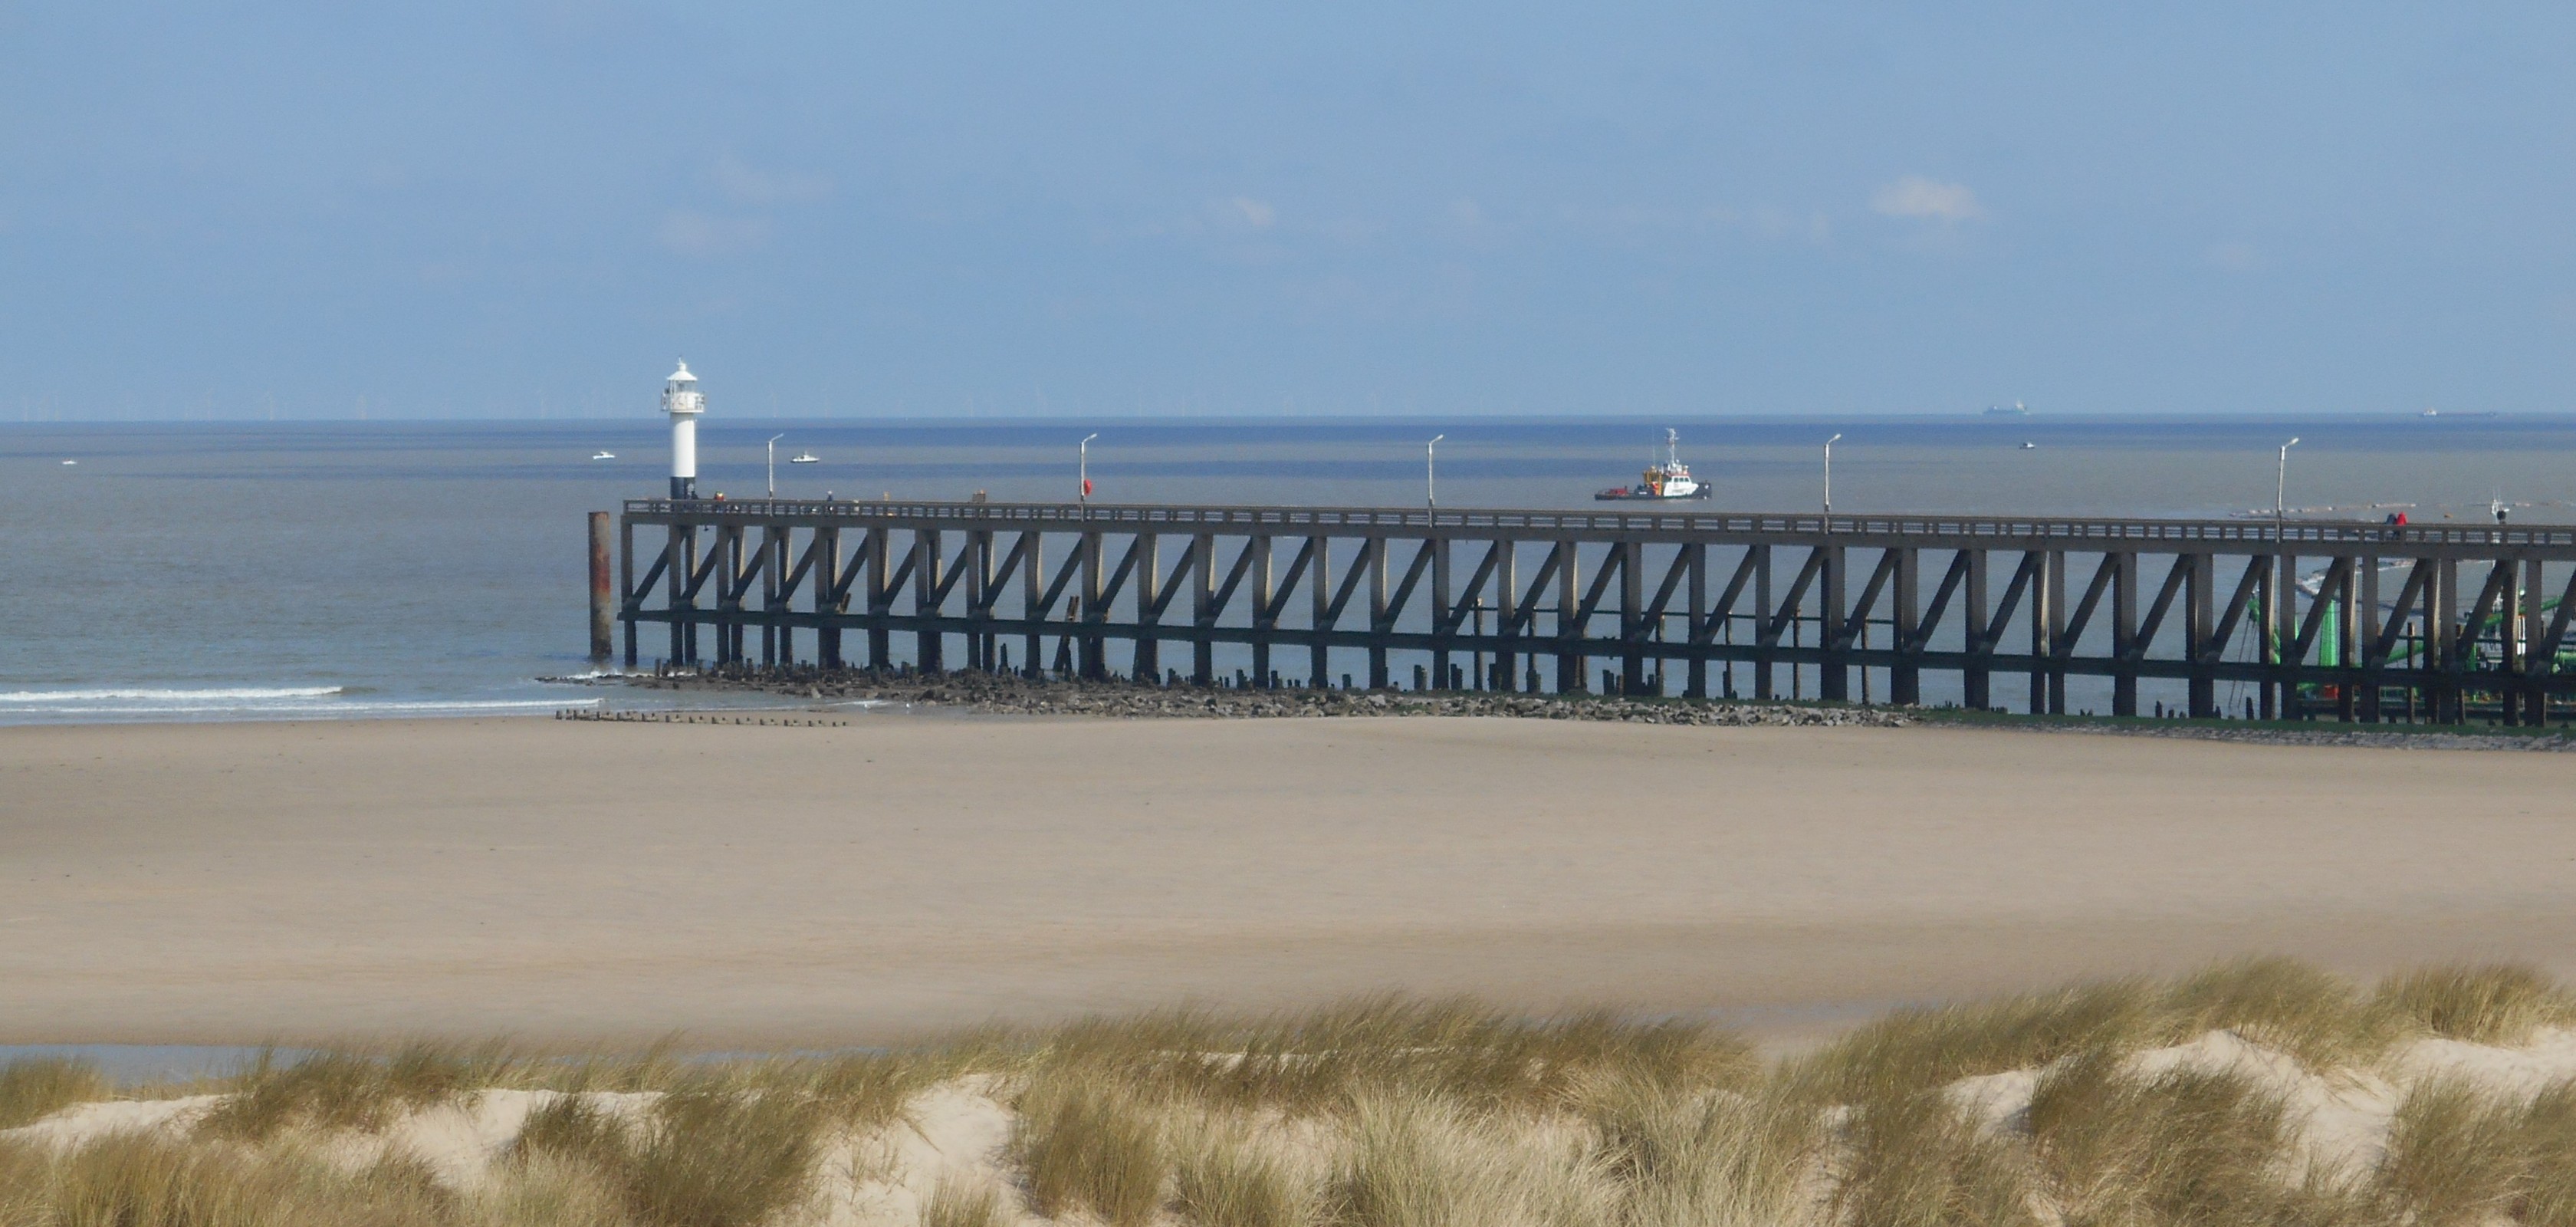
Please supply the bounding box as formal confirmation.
[3,958,2575,1227]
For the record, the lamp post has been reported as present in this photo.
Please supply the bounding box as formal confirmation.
[765,433,784,498]
[1079,433,1099,504]
[2275,436,2300,533]
[1426,434,1445,508]
[1823,433,1843,516]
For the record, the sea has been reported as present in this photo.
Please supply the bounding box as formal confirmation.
[1,413,2568,725]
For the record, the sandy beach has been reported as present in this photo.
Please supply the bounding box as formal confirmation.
[4,713,2572,1046]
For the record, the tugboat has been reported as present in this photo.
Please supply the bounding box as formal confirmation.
[1595,430,1714,501]
[789,450,821,465]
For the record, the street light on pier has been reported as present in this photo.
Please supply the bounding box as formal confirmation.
[1079,433,1099,504]
[1426,434,1445,508]
[2275,436,2300,533]
[1822,433,1843,517]
[765,433,784,498]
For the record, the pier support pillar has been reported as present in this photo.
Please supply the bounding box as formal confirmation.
[1891,546,1921,706]
[1191,533,1216,686]
[866,526,891,672]
[1818,544,1848,702]
[914,530,944,674]
[1962,549,1990,710]
[1430,537,1453,690]
[1619,541,1646,695]
[1493,540,1519,692]
[1684,543,1709,699]
[1079,530,1107,681]
[816,527,844,669]
[1246,536,1273,686]
[1309,536,1332,687]
[590,512,614,663]
[1367,537,1389,689]
[1019,531,1044,679]
[1752,545,1776,700]
[1133,533,1160,683]
[2186,553,2216,717]
[1555,540,1583,692]
[2111,549,2138,717]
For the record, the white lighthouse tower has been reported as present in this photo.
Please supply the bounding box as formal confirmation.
[662,361,704,500]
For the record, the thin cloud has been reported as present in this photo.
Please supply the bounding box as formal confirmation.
[1871,176,1984,222]
[1232,196,1276,228]
[710,156,830,206]
[656,210,770,257]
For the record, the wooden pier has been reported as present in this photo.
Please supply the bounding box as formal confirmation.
[606,498,2576,725]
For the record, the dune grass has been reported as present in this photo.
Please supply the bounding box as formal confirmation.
[1172,1118,1314,1227]
[13,960,2576,1227]
[0,1058,110,1131]
[920,1173,1010,1227]
[2376,962,2576,1047]
[2026,1048,2297,1227]
[1010,1067,1171,1226]
[1325,1091,1604,1227]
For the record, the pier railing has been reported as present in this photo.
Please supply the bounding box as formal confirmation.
[606,498,2576,725]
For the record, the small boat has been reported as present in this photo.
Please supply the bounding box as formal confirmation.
[2020,441,2037,450]
[789,451,820,465]
[1595,430,1712,501]
[60,459,76,465]
[591,450,616,461]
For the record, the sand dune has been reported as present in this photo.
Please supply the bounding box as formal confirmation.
[3,713,2573,1045]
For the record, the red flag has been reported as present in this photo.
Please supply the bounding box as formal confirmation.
[1082,478,1094,498]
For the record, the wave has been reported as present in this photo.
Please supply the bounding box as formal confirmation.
[0,687,598,724]
[0,686,345,703]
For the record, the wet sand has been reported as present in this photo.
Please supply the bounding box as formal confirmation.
[3,714,2571,1046]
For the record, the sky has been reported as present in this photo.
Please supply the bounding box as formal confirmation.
[5,3,2574,419]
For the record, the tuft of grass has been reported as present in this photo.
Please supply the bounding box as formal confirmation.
[1831,1089,2036,1227]
[475,1151,636,1227]
[1325,1091,1605,1227]
[2375,962,2576,1047]
[36,1130,463,1227]
[2160,956,2407,1070]
[2026,1047,2295,1226]
[2515,1081,2576,1227]
[196,1041,523,1142]
[1,1137,51,1227]
[920,1174,1010,1227]
[0,1057,111,1130]
[2372,1075,2532,1227]
[1172,1117,1315,1227]
[517,1087,827,1227]
[1788,979,2156,1104]
[1578,1073,1820,1227]
[1011,1068,1170,1227]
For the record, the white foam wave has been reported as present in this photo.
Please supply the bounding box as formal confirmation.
[0,686,345,703]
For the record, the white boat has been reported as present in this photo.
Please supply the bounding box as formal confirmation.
[591,450,616,460]
[60,459,76,466]
[2021,442,2037,450]
[789,451,820,465]
[1595,430,1712,501]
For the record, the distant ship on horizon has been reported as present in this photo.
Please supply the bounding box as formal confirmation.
[1983,400,2031,416]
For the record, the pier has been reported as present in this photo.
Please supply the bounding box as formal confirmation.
[601,498,2576,725]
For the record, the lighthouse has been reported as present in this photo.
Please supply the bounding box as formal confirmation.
[662,361,704,499]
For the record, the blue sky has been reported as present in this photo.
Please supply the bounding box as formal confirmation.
[5,3,2573,419]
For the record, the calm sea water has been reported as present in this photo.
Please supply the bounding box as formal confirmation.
[2,415,2567,724]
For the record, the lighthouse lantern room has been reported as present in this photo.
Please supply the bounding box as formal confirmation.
[662,361,704,499]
